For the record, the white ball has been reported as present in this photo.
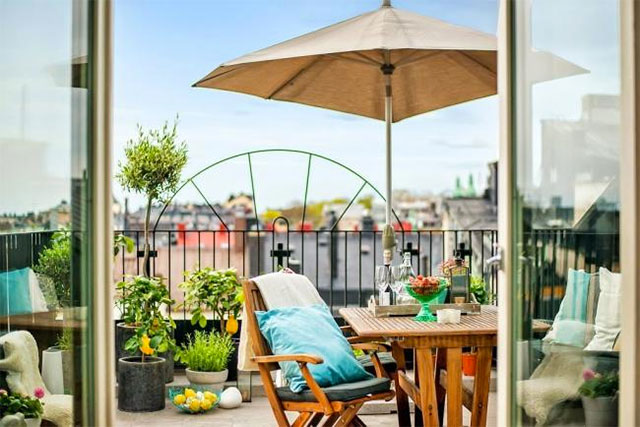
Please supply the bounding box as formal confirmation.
[219,387,242,409]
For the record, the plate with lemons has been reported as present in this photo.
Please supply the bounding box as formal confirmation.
[168,386,221,414]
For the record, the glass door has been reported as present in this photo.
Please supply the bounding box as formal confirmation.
[507,0,622,425]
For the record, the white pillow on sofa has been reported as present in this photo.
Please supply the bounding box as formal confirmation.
[584,267,621,351]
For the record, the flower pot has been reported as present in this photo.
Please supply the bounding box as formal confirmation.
[581,395,618,427]
[227,337,240,381]
[462,352,477,376]
[185,368,228,390]
[118,356,166,412]
[116,323,174,383]
[41,346,72,394]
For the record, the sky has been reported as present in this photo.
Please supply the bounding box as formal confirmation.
[112,0,500,212]
[0,0,619,216]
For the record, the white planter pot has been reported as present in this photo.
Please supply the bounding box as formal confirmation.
[185,368,228,390]
[41,347,72,395]
[25,417,42,427]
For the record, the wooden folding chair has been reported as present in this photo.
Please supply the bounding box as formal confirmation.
[243,280,395,426]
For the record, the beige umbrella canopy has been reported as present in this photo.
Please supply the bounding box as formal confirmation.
[195,0,497,262]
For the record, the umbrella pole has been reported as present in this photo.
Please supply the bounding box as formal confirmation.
[382,61,396,265]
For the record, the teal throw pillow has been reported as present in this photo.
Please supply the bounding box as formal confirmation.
[0,268,33,316]
[256,304,372,393]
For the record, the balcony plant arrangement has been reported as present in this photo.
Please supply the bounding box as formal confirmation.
[116,276,176,412]
[0,387,44,427]
[179,267,244,380]
[41,329,73,395]
[175,331,234,390]
[579,369,619,427]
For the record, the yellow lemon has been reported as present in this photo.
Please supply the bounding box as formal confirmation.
[184,388,196,399]
[226,315,239,335]
[200,399,212,411]
[189,399,201,412]
[173,394,186,405]
[203,391,216,402]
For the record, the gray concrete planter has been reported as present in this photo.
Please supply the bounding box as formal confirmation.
[582,395,618,427]
[185,368,228,390]
[116,323,173,383]
[118,356,165,412]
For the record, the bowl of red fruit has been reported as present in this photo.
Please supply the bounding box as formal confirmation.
[405,275,448,322]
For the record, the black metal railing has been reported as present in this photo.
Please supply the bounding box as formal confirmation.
[2,228,620,321]
[112,228,499,315]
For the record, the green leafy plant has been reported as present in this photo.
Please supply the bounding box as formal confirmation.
[116,275,176,361]
[179,267,244,334]
[56,329,72,351]
[469,275,493,305]
[0,389,44,419]
[33,230,71,307]
[175,331,234,372]
[116,118,188,277]
[579,369,619,398]
[34,231,134,308]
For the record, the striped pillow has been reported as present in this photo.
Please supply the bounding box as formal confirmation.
[543,269,591,347]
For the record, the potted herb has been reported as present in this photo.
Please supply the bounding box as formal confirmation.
[579,369,618,427]
[116,118,188,278]
[176,331,234,389]
[116,275,176,384]
[41,330,73,395]
[0,388,44,427]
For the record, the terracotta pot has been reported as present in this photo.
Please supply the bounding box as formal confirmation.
[462,352,477,376]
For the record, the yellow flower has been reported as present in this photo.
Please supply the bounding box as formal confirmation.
[189,399,201,412]
[184,388,196,399]
[203,391,217,402]
[140,334,153,356]
[173,394,186,405]
[226,314,239,335]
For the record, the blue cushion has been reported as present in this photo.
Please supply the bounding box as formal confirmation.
[256,304,372,393]
[0,268,32,316]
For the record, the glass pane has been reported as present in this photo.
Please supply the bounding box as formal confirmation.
[0,0,95,424]
[511,0,621,425]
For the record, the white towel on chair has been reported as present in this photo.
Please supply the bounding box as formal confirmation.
[238,272,324,371]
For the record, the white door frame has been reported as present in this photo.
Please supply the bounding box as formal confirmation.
[619,1,640,425]
[498,0,639,425]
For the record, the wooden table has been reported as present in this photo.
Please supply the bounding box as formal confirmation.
[339,306,550,427]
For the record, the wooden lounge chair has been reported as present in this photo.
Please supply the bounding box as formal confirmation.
[243,279,395,426]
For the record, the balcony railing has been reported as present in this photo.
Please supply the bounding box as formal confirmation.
[1,228,619,321]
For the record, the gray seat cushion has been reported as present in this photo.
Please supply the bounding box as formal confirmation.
[276,377,391,402]
[357,352,397,374]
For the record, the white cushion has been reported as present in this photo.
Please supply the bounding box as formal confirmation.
[584,267,621,351]
[28,269,49,313]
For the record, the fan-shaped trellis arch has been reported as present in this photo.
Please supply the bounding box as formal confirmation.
[152,148,405,232]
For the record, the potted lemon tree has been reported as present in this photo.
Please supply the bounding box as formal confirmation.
[116,276,176,387]
[179,267,244,381]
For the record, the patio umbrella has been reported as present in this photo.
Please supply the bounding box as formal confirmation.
[194,0,497,262]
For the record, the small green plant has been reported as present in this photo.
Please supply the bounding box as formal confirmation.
[56,329,72,351]
[116,275,176,360]
[469,275,493,305]
[176,331,234,373]
[0,388,44,419]
[33,230,71,307]
[116,118,188,277]
[579,369,619,398]
[113,234,135,258]
[179,267,244,334]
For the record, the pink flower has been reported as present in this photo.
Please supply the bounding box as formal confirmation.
[34,387,45,399]
[583,368,596,381]
[0,389,6,395]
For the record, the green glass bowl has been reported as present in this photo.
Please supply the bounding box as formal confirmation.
[168,385,221,414]
[405,284,448,322]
